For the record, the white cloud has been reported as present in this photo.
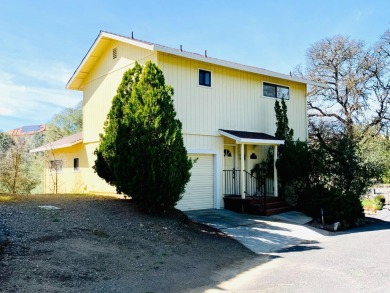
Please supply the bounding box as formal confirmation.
[18,61,75,86]
[0,106,13,116]
[0,66,81,130]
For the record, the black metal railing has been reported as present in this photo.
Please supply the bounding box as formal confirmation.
[223,169,241,196]
[244,170,267,213]
[243,170,266,197]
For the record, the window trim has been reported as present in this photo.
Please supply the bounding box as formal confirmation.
[262,82,290,100]
[73,158,80,172]
[198,68,212,88]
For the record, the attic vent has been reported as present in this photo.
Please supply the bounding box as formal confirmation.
[112,47,118,59]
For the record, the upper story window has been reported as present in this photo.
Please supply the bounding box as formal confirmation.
[199,69,211,87]
[263,82,290,100]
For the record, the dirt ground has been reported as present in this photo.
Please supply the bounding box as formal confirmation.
[0,194,260,293]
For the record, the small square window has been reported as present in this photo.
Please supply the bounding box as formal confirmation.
[73,158,80,171]
[50,160,62,172]
[199,69,211,87]
[263,82,290,100]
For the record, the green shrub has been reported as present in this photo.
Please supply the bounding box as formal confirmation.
[374,194,385,205]
[94,62,193,213]
[361,197,383,211]
[298,185,364,228]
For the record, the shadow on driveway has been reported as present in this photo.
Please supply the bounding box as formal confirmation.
[185,209,325,254]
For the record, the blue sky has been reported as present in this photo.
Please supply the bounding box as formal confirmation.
[1,0,389,131]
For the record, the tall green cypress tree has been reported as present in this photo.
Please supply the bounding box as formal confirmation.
[274,98,294,142]
[94,61,192,213]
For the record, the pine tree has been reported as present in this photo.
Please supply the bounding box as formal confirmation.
[94,61,193,213]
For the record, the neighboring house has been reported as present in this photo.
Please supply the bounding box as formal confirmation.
[7,124,46,136]
[31,31,323,211]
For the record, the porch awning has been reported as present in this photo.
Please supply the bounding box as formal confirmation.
[219,129,284,145]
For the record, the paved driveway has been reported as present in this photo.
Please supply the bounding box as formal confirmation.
[185,209,327,254]
[198,209,390,293]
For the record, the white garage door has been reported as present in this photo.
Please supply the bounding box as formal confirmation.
[176,155,214,211]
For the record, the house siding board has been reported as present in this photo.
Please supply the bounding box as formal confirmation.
[43,142,116,195]
[50,35,310,210]
[44,143,88,194]
[157,52,307,141]
[84,142,117,194]
[83,41,157,143]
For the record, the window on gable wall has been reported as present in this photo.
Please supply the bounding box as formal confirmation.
[199,69,211,87]
[263,82,290,100]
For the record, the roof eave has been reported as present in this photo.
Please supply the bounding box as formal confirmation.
[218,130,284,145]
[154,45,325,87]
[67,31,326,91]
[30,140,82,153]
[66,31,155,91]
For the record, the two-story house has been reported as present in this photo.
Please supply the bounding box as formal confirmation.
[31,31,322,212]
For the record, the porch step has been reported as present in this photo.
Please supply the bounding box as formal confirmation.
[265,206,291,216]
[264,198,290,216]
[251,197,291,216]
[223,196,291,216]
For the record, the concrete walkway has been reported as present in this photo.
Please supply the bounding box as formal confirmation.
[185,209,327,254]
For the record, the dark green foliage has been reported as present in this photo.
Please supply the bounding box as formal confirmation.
[374,195,386,205]
[272,99,366,228]
[273,98,296,199]
[94,62,193,213]
[274,99,294,141]
[298,186,364,228]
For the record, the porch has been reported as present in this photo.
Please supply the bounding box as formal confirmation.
[219,129,291,216]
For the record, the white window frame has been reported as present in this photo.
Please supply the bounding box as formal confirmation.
[262,81,290,100]
[197,68,212,88]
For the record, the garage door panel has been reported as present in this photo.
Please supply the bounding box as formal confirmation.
[176,155,214,211]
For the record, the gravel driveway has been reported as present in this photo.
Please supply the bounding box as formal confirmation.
[0,194,258,293]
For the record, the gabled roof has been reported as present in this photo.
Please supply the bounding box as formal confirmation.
[67,31,326,90]
[30,132,83,153]
[6,124,46,136]
[219,129,284,145]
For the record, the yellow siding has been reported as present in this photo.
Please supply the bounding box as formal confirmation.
[157,52,308,140]
[61,39,310,204]
[43,143,87,194]
[82,41,157,143]
[83,142,116,194]
[43,143,116,195]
